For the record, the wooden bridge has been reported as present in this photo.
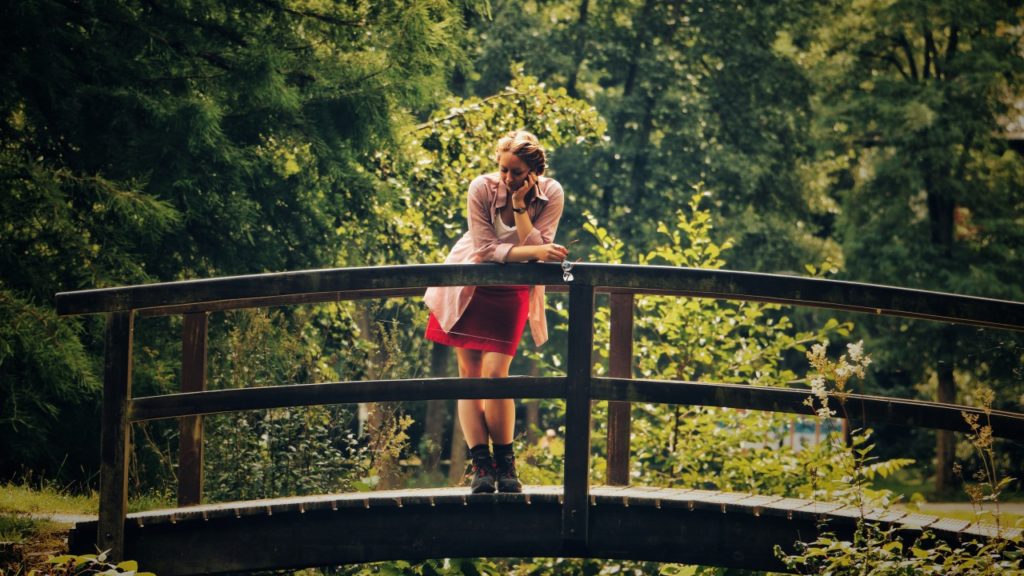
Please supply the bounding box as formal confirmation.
[56,263,1024,574]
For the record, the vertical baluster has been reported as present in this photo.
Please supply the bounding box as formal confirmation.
[563,282,594,548]
[606,291,634,486]
[178,312,208,507]
[98,311,134,560]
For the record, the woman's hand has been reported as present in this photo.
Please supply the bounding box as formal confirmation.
[534,243,569,262]
[511,173,538,208]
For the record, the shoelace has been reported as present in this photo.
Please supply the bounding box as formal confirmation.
[472,461,496,477]
[496,457,517,478]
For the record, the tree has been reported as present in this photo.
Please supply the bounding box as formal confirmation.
[458,0,841,273]
[776,0,1024,492]
[0,0,465,481]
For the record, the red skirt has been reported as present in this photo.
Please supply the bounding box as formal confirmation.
[425,286,530,356]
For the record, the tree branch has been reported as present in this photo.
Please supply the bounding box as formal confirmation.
[882,51,910,81]
[253,0,367,27]
[924,27,935,80]
[140,0,250,48]
[945,25,959,79]
[412,91,518,132]
[895,32,919,81]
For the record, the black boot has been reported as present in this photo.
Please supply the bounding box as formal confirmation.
[468,444,496,494]
[493,443,523,493]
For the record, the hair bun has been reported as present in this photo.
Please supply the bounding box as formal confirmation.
[495,130,547,175]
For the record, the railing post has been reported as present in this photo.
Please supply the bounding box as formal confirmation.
[178,312,208,507]
[563,282,594,548]
[606,291,634,486]
[98,311,134,560]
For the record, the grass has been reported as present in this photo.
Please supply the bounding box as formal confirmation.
[0,514,39,544]
[0,482,177,518]
[0,483,97,517]
[0,482,173,574]
[872,467,1023,504]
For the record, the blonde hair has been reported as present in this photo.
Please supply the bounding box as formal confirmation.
[494,130,547,175]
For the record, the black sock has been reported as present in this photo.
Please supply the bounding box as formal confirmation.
[469,444,492,464]
[492,442,514,461]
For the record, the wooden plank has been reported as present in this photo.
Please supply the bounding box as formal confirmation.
[137,288,427,317]
[562,282,595,547]
[56,263,564,316]
[795,502,846,515]
[56,263,1024,333]
[898,513,939,530]
[927,517,972,533]
[98,311,134,561]
[138,285,569,317]
[130,376,566,422]
[606,292,633,486]
[178,313,207,507]
[592,378,1024,440]
[583,263,1024,331]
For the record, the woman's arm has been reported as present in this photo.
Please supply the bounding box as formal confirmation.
[466,176,568,263]
[507,181,567,261]
[524,182,564,245]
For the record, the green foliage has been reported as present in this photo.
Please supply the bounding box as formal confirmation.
[1,0,468,482]
[35,553,154,576]
[580,192,866,497]
[0,289,97,469]
[0,482,96,517]
[369,67,607,266]
[329,557,675,576]
[198,309,372,501]
[776,0,1024,489]
[780,527,1024,576]
[461,0,841,272]
[0,513,37,544]
[777,347,1023,574]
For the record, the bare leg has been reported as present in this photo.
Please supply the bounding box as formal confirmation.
[455,348,488,447]
[481,351,516,445]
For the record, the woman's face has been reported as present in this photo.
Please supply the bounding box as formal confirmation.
[498,152,531,191]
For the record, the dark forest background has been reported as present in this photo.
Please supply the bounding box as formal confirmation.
[2,0,1022,507]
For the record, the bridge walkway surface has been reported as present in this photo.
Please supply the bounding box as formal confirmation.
[68,485,1021,575]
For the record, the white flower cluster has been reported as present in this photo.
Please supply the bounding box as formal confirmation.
[804,340,872,419]
[809,375,834,418]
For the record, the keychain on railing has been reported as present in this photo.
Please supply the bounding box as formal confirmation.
[560,240,582,283]
[561,259,575,283]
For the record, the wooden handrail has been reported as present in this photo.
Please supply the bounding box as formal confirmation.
[592,378,1024,440]
[56,263,1024,331]
[121,375,1024,439]
[59,262,1024,562]
[129,377,566,422]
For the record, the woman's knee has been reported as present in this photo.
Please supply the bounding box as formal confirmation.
[480,352,513,378]
[456,348,483,377]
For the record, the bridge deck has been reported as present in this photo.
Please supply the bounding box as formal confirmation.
[69,486,1020,575]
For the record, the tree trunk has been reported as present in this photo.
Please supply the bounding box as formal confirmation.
[422,343,451,474]
[935,327,958,494]
[566,0,590,98]
[356,305,400,490]
[448,409,467,485]
[628,95,656,209]
[922,151,958,494]
[524,356,541,446]
[600,0,656,220]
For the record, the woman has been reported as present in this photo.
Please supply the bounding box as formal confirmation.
[424,130,568,494]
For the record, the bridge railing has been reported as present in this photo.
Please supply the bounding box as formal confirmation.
[55,262,1024,560]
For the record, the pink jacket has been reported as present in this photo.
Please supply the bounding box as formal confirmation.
[423,172,565,347]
